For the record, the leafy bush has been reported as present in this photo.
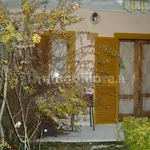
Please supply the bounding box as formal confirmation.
[121,117,150,150]
[0,141,11,149]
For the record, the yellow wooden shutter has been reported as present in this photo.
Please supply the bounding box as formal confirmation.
[33,31,75,77]
[33,33,51,76]
[94,37,119,124]
[66,31,75,76]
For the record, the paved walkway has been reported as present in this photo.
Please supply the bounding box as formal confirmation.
[38,115,124,142]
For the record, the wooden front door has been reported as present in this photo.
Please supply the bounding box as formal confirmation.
[119,41,150,118]
[137,42,150,117]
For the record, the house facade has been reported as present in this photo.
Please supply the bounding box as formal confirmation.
[67,10,150,124]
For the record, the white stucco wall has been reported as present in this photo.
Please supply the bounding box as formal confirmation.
[68,9,150,99]
[68,9,150,37]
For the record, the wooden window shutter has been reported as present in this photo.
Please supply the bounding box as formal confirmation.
[32,31,75,78]
[66,31,75,77]
[94,37,119,124]
[33,32,51,76]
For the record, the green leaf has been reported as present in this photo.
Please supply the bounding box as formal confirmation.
[8,47,14,53]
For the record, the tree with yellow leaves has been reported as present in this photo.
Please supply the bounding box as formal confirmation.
[0,0,123,149]
[0,0,85,149]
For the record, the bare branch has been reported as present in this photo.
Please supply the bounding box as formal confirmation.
[29,120,41,141]
[12,108,23,119]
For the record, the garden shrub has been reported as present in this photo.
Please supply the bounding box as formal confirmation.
[121,117,150,150]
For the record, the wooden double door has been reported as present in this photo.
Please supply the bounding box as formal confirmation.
[119,40,150,118]
[94,36,150,124]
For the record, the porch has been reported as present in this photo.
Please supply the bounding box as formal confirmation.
[38,115,124,143]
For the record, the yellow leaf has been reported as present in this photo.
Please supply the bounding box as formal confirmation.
[18,66,22,70]
[32,33,41,44]
[4,60,8,64]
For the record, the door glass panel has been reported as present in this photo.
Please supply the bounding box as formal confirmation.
[143,44,150,93]
[119,42,134,95]
[51,41,67,78]
[143,44,150,111]
[119,99,134,114]
[143,98,150,111]
[119,42,134,114]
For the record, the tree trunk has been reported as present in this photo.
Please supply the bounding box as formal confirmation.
[0,65,8,150]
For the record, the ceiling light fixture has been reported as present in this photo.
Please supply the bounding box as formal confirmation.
[90,12,101,25]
